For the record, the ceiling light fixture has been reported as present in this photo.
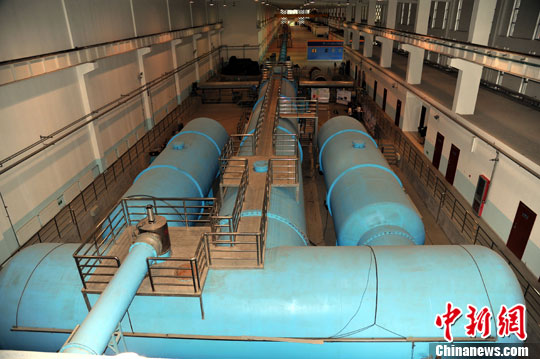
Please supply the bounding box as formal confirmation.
[209,0,214,6]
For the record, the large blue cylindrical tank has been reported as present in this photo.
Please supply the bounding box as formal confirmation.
[318,116,425,246]
[0,244,524,358]
[218,160,308,248]
[281,78,297,98]
[124,117,228,224]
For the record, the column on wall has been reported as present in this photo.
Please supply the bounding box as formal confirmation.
[171,39,183,105]
[449,58,483,115]
[385,0,398,29]
[468,0,497,46]
[375,36,393,68]
[136,47,154,130]
[415,0,431,35]
[352,29,360,51]
[76,63,104,173]
[401,44,425,84]
[192,34,202,83]
[360,31,374,57]
[367,0,377,26]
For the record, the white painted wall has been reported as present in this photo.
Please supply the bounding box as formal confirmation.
[64,0,135,46]
[0,0,221,264]
[169,0,193,29]
[221,1,259,59]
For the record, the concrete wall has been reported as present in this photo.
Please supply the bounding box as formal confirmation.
[0,0,218,263]
[221,1,260,60]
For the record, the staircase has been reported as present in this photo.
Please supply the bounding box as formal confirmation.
[380,143,399,165]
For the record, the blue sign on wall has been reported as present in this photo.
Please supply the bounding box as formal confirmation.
[307,40,343,61]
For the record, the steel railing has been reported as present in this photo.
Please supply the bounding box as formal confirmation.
[269,158,299,187]
[212,159,249,233]
[202,232,263,267]
[202,158,272,268]
[145,237,208,294]
[121,196,215,227]
[360,92,540,340]
[73,195,214,295]
[222,133,256,158]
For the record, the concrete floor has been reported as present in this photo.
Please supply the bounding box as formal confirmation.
[189,103,245,134]
[365,43,540,166]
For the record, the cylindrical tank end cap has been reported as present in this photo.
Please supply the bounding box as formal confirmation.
[253,160,269,173]
[352,140,366,149]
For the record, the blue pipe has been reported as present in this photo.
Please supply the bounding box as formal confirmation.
[60,241,158,355]
[318,116,425,246]
[0,244,525,358]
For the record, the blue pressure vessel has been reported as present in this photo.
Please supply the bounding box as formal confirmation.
[318,116,425,246]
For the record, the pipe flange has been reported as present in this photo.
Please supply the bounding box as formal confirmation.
[132,232,163,256]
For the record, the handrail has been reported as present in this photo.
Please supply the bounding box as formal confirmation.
[361,92,540,339]
[344,46,540,181]
[341,21,540,68]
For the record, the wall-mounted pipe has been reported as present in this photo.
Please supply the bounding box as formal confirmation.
[318,116,425,246]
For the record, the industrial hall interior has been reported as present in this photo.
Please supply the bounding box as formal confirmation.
[0,0,539,358]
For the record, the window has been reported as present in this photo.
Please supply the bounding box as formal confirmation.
[507,0,521,37]
[400,3,406,25]
[442,2,449,30]
[375,3,382,24]
[533,12,540,40]
[407,3,412,25]
[431,2,438,28]
[454,0,463,31]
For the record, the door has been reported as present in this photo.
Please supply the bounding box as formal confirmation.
[373,80,378,101]
[394,99,401,126]
[419,106,427,128]
[362,71,366,89]
[445,144,460,185]
[507,202,537,260]
[418,106,427,137]
[432,132,444,169]
[382,88,387,111]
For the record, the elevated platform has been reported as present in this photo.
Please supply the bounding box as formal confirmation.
[82,226,209,297]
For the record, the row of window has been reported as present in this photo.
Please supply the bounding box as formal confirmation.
[394,0,540,40]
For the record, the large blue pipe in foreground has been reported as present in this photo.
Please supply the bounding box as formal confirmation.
[318,116,425,246]
[60,240,159,355]
[0,243,524,358]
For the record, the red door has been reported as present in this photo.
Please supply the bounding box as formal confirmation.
[445,144,460,185]
[507,202,537,260]
[432,132,444,169]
